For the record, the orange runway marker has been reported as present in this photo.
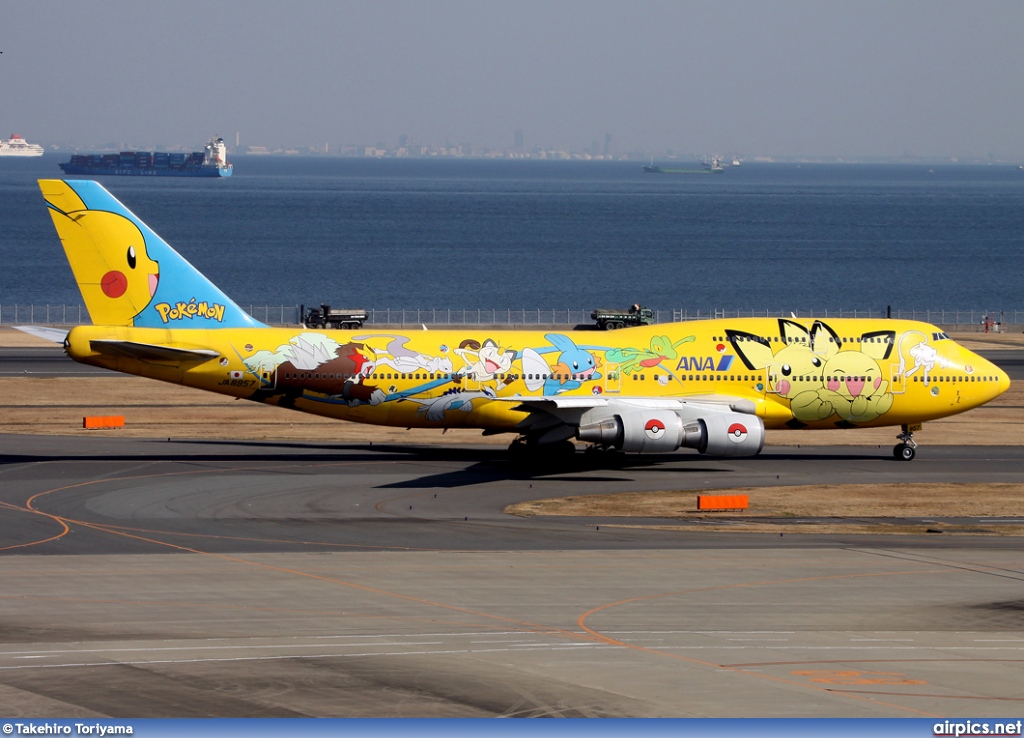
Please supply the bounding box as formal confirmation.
[697,494,748,511]
[83,415,125,429]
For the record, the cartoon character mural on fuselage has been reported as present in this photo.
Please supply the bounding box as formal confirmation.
[38,179,1010,461]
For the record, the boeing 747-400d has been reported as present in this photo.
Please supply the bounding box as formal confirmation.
[26,179,1010,462]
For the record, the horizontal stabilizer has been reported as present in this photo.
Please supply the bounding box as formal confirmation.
[12,325,70,344]
[89,340,220,365]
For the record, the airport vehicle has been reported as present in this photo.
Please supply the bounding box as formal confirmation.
[29,179,1010,461]
[302,304,367,330]
[58,137,232,177]
[592,305,654,330]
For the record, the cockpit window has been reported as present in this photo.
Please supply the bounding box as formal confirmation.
[931,332,951,341]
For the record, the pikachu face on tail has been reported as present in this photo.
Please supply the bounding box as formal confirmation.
[40,180,159,326]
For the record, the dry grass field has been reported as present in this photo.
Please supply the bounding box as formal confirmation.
[505,483,1024,535]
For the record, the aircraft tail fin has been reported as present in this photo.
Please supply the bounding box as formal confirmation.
[38,179,265,329]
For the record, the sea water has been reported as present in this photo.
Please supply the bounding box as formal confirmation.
[1,155,1022,313]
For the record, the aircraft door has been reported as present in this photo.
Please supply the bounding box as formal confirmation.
[604,363,621,393]
[254,361,277,391]
[889,364,906,394]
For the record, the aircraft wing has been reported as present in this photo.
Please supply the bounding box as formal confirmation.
[487,393,765,454]
[89,340,220,365]
[492,394,757,416]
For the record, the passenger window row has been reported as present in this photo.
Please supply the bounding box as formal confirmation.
[720,335,893,344]
[913,375,995,383]
[282,371,997,385]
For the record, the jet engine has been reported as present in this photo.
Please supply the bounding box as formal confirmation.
[692,411,765,457]
[577,409,764,457]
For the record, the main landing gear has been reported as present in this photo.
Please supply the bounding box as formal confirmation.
[893,425,918,461]
[507,437,577,463]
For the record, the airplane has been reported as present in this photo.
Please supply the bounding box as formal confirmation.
[25,178,1010,462]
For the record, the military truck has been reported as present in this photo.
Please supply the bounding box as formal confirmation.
[301,304,368,330]
[591,304,654,330]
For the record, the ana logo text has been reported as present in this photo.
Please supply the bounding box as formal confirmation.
[155,299,226,324]
[675,355,735,372]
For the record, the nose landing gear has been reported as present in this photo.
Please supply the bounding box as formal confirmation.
[893,425,918,461]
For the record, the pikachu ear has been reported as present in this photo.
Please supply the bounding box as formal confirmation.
[777,319,809,344]
[809,320,840,357]
[861,330,895,360]
[726,330,775,369]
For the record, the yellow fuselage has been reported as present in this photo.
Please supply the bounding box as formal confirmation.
[64,318,1009,435]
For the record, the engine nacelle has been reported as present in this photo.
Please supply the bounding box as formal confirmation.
[577,409,764,456]
[688,412,765,457]
[578,411,685,453]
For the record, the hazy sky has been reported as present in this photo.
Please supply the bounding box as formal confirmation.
[3,0,1023,158]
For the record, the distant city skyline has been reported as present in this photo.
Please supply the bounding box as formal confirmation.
[27,132,1021,165]
[3,1,1023,160]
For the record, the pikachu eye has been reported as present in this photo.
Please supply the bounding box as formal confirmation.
[127,246,137,269]
[811,357,822,368]
[781,364,792,376]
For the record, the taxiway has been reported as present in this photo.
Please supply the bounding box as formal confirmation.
[2,435,1023,717]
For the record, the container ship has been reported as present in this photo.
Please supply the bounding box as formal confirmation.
[59,136,232,177]
[643,156,724,174]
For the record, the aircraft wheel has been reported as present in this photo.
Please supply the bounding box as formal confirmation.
[546,440,577,458]
[893,443,916,461]
[508,439,525,455]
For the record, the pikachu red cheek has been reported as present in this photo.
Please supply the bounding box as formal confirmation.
[101,271,128,298]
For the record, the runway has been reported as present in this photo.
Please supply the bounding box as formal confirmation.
[3,435,1024,552]
[2,435,1023,717]
[0,347,110,377]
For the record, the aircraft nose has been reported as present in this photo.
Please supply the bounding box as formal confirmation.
[995,362,1011,396]
[964,347,1010,403]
